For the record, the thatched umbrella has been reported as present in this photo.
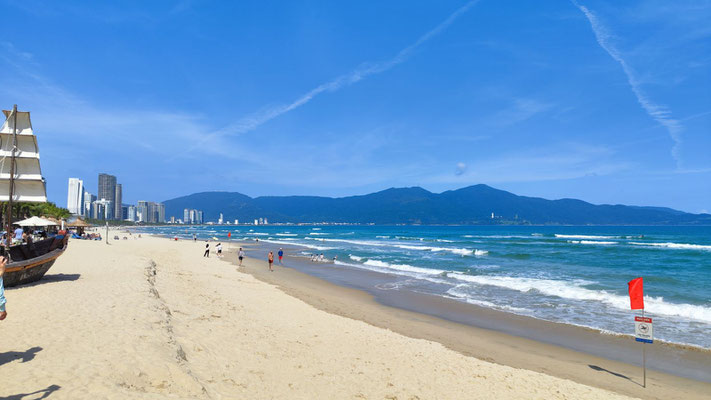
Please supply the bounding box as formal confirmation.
[67,218,91,228]
[67,217,92,234]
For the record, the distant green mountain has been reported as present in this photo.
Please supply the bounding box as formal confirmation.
[163,184,711,225]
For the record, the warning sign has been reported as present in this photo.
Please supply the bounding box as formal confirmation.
[634,316,653,343]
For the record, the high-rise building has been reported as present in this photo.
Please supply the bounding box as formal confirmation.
[114,184,122,220]
[137,201,165,223]
[66,178,84,215]
[137,201,148,223]
[83,191,96,217]
[157,203,165,223]
[127,205,137,222]
[183,209,204,224]
[98,173,116,202]
[92,199,113,220]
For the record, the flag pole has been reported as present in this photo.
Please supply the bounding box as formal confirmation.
[642,308,646,388]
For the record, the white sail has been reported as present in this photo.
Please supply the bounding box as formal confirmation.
[0,108,47,202]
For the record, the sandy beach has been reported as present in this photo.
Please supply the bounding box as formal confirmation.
[1,235,707,399]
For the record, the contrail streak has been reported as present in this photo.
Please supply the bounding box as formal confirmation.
[193,1,479,149]
[572,1,683,167]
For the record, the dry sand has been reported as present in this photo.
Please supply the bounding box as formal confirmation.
[0,235,659,399]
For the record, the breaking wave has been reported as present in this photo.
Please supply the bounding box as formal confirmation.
[629,242,711,251]
[447,274,711,323]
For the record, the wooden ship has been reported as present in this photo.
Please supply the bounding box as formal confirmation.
[1,105,68,286]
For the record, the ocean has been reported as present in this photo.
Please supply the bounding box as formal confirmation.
[139,225,711,349]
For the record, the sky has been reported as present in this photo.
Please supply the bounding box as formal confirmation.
[0,0,709,213]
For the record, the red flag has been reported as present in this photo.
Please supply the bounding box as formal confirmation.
[628,277,644,310]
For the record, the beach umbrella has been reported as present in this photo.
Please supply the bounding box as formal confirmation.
[67,218,91,228]
[15,216,58,227]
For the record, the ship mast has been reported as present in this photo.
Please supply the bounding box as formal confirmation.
[5,104,18,254]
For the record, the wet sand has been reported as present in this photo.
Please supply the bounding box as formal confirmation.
[237,241,711,400]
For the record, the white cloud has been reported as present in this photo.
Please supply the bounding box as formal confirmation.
[186,0,481,152]
[571,1,684,168]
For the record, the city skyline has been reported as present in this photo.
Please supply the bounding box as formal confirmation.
[2,1,709,213]
[68,173,171,223]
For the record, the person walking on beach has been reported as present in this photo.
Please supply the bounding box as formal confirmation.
[278,248,284,264]
[268,251,274,272]
[203,242,210,257]
[216,243,223,258]
[193,233,197,242]
[0,256,7,321]
[238,248,245,266]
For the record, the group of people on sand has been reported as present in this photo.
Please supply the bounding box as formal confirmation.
[199,239,286,273]
[203,242,223,258]
[266,248,284,272]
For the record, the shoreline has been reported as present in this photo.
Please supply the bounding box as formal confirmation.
[227,239,711,399]
[1,233,647,398]
[237,238,711,353]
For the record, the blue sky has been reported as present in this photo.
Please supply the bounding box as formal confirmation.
[1,0,709,213]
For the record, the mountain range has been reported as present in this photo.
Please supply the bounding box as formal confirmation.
[163,184,710,225]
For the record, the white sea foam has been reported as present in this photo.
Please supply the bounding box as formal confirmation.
[376,236,390,239]
[629,242,711,251]
[305,237,381,246]
[309,232,330,235]
[305,237,475,256]
[393,244,475,256]
[349,254,364,262]
[471,264,500,270]
[260,238,334,251]
[568,240,617,245]
[363,259,446,275]
[312,228,321,230]
[446,286,529,313]
[276,233,298,236]
[333,260,443,279]
[474,249,488,256]
[247,232,269,236]
[555,234,618,240]
[396,236,425,241]
[448,273,711,323]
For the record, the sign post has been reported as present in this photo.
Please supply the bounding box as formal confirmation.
[628,277,649,388]
[634,314,653,388]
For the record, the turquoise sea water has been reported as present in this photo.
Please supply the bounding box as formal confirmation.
[140,225,711,349]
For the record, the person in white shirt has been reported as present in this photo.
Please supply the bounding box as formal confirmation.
[238,248,245,266]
